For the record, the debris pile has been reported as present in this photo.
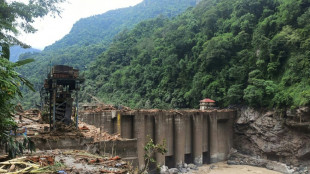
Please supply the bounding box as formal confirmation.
[58,150,132,174]
[82,103,132,113]
[78,123,122,142]
[82,103,116,112]
[14,109,123,142]
[0,156,62,173]
[0,150,132,174]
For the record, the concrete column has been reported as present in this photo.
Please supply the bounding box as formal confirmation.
[116,113,121,135]
[134,112,146,170]
[52,87,56,130]
[155,112,165,166]
[228,111,235,153]
[184,115,192,154]
[174,114,185,168]
[209,111,218,163]
[193,113,203,166]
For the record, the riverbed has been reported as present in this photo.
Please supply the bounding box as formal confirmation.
[190,162,280,174]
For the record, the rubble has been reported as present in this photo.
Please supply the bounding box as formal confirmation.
[81,103,133,113]
[160,163,198,174]
[0,156,60,173]
[14,109,123,142]
[0,150,132,174]
[4,108,129,173]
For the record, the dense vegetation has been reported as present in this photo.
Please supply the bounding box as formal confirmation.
[84,0,310,109]
[17,0,197,108]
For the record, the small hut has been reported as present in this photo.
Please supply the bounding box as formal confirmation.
[200,98,215,110]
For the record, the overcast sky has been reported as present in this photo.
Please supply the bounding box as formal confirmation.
[18,0,143,50]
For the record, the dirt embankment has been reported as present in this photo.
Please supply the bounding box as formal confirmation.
[231,107,310,173]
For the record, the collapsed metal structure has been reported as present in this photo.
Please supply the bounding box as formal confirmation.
[41,65,84,130]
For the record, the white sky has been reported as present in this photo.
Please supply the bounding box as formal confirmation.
[17,0,143,50]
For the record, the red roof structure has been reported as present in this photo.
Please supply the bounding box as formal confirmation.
[200,98,215,103]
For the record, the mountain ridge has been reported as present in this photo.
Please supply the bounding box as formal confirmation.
[18,0,197,108]
[84,0,310,109]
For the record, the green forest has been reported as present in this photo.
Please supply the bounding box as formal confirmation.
[17,0,197,108]
[84,0,310,109]
[17,0,310,110]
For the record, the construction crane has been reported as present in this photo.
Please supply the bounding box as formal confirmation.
[41,65,84,130]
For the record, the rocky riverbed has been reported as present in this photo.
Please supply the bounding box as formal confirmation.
[160,161,282,174]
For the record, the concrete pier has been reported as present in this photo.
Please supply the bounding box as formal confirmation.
[155,113,165,166]
[175,114,185,168]
[193,113,203,165]
[80,109,236,169]
[209,112,218,163]
[134,112,146,170]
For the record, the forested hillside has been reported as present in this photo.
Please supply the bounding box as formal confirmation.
[18,0,197,107]
[9,46,40,62]
[85,0,310,109]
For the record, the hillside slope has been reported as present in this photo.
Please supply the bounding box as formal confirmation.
[9,46,40,62]
[18,0,197,107]
[85,0,310,109]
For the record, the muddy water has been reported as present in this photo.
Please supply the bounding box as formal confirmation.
[191,162,281,174]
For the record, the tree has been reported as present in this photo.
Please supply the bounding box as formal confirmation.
[0,0,65,154]
[0,0,65,56]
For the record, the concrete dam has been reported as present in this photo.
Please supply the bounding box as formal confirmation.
[80,109,236,169]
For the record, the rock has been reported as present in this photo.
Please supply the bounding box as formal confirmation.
[179,168,187,173]
[160,165,169,174]
[115,163,122,167]
[296,106,310,122]
[184,163,187,168]
[297,141,310,159]
[237,107,260,124]
[234,107,310,167]
[168,168,179,174]
[227,160,238,165]
[266,161,294,174]
[209,165,215,169]
[188,164,197,170]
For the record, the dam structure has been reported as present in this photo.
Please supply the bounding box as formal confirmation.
[80,109,236,169]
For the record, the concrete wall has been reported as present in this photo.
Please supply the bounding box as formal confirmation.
[80,109,236,168]
[32,136,94,150]
[33,136,138,165]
